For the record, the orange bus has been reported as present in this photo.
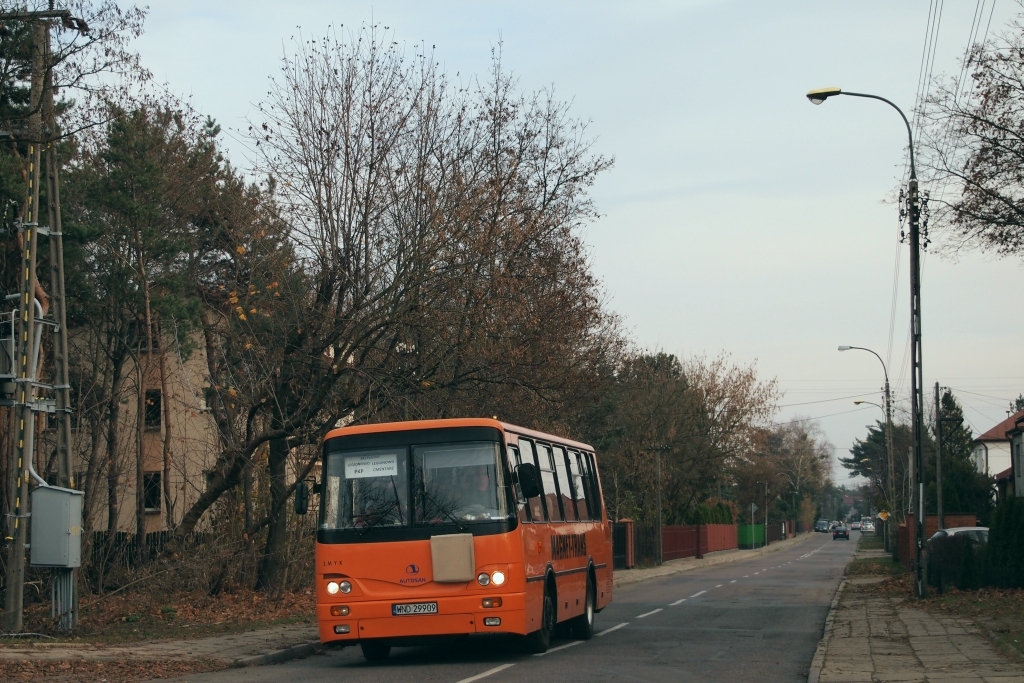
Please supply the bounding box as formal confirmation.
[301,418,613,661]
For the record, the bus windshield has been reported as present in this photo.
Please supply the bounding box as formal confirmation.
[320,441,509,531]
[415,442,508,524]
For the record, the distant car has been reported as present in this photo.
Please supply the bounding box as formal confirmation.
[850,522,861,531]
[833,526,850,540]
[926,527,988,546]
[815,519,830,533]
[862,520,874,531]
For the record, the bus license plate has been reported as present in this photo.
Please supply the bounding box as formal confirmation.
[392,601,438,616]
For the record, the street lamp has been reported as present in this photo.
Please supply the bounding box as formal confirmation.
[817,85,926,597]
[756,480,768,548]
[841,347,896,554]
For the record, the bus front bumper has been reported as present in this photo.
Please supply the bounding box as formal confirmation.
[317,592,527,644]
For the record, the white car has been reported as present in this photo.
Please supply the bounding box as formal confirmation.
[927,527,988,545]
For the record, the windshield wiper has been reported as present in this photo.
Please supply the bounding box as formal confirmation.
[420,489,467,531]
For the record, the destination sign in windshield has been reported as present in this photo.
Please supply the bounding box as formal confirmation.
[345,453,399,479]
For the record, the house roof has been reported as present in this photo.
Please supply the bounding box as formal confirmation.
[995,467,1013,481]
[974,409,1024,443]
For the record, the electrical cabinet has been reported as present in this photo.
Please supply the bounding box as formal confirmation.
[30,486,83,568]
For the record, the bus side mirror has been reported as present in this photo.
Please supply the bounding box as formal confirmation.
[295,480,309,515]
[517,463,541,499]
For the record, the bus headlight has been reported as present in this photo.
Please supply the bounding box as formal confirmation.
[339,580,352,594]
[326,581,340,595]
[491,570,506,586]
[477,572,490,586]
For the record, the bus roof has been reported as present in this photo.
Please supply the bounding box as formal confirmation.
[323,417,595,452]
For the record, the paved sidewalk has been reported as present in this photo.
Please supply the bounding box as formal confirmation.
[0,623,319,667]
[809,580,1024,683]
[614,531,817,588]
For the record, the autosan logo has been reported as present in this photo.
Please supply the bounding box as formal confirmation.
[400,564,426,584]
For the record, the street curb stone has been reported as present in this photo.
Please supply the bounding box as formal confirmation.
[232,639,324,668]
[806,577,845,683]
[614,533,816,588]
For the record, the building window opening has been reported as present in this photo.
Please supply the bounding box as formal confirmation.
[144,472,162,512]
[145,389,162,431]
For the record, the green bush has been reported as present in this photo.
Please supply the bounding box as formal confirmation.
[927,534,982,592]
[984,497,1024,589]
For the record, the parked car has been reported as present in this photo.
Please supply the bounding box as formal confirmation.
[815,519,830,532]
[850,521,861,531]
[833,525,850,540]
[926,527,988,546]
[862,520,874,532]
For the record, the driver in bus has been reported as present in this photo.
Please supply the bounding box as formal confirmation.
[459,465,494,511]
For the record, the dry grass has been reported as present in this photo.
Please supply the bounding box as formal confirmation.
[918,587,1024,662]
[3,587,315,645]
[846,556,906,576]
[0,658,223,683]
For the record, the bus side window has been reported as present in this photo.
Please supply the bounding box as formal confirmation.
[552,446,576,522]
[518,438,545,522]
[508,445,530,523]
[569,450,590,521]
[536,444,563,522]
[583,452,603,519]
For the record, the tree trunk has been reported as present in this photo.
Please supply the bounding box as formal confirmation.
[255,436,289,592]
[105,353,125,534]
[135,341,146,566]
[158,341,173,528]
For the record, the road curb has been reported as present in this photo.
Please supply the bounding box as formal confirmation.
[614,533,816,588]
[232,640,324,668]
[806,578,845,683]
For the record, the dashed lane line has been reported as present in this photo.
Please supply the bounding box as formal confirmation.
[729,580,736,583]
[714,584,723,588]
[455,663,516,683]
[597,622,629,636]
[534,641,583,656]
[689,590,706,598]
[636,608,663,619]
[670,598,687,606]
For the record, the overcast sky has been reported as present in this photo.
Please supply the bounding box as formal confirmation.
[133,1,1024,486]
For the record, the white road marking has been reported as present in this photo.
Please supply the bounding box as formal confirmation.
[754,572,759,574]
[534,640,583,656]
[636,608,663,619]
[729,580,737,583]
[597,622,629,636]
[714,584,723,588]
[743,575,749,578]
[670,598,687,606]
[455,663,516,683]
[690,590,706,597]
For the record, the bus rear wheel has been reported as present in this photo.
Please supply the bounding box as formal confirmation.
[570,575,595,640]
[360,640,391,662]
[524,586,555,653]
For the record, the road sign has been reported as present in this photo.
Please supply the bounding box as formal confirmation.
[878,511,890,520]
[750,503,758,515]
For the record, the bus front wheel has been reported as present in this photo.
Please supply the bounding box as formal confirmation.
[570,575,595,640]
[524,586,555,653]
[360,640,391,662]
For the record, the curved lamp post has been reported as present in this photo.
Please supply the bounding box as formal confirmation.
[815,86,927,598]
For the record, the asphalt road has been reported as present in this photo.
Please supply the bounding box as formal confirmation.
[162,533,858,683]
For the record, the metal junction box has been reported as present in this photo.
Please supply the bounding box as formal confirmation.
[30,486,83,568]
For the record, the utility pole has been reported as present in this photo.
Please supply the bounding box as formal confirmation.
[883,379,894,552]
[805,87,926,597]
[1,6,85,632]
[655,448,662,565]
[934,382,943,531]
[3,20,46,634]
[908,174,926,598]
